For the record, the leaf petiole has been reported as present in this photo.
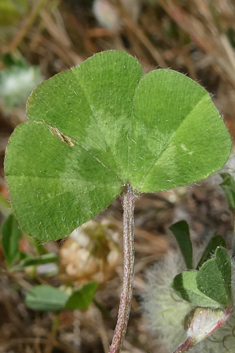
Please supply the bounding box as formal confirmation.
[109,184,136,353]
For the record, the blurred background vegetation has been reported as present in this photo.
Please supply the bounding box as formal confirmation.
[0,1,235,352]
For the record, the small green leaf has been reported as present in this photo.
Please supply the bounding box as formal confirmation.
[196,235,226,269]
[172,271,219,307]
[12,253,58,271]
[1,213,22,267]
[196,247,232,307]
[65,281,98,310]
[169,221,193,269]
[25,285,69,311]
[220,173,235,210]
[1,53,26,68]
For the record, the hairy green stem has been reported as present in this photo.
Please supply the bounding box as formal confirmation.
[109,184,136,353]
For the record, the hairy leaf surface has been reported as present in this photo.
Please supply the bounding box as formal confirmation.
[5,51,231,241]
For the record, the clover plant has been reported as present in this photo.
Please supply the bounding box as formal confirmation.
[143,221,235,353]
[170,221,233,352]
[167,169,235,353]
[4,50,231,353]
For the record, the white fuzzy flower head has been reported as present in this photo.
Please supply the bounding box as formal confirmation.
[142,251,235,353]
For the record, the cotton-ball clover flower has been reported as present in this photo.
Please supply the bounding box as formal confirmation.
[59,220,121,286]
[142,250,235,353]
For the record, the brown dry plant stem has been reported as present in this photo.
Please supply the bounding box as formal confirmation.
[112,0,167,68]
[45,312,60,353]
[109,184,136,353]
[5,0,49,54]
[231,210,235,257]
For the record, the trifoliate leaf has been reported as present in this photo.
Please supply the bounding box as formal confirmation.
[5,50,231,241]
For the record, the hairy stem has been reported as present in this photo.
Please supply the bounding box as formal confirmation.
[173,307,233,353]
[172,337,194,353]
[109,184,136,353]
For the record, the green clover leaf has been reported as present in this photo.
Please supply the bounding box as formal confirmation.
[172,247,232,308]
[5,50,231,241]
[197,246,232,307]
